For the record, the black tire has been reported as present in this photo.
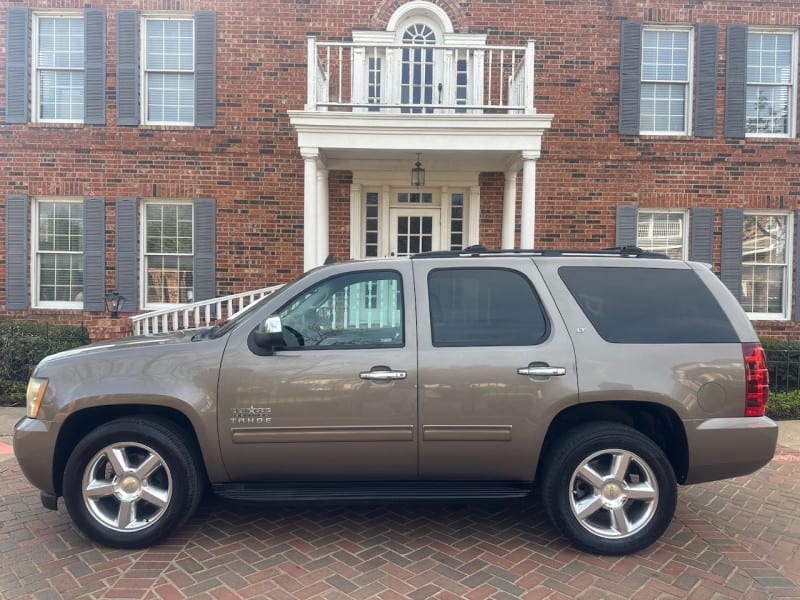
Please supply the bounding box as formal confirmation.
[62,417,204,549]
[540,422,677,555]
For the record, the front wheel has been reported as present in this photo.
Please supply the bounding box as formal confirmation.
[63,417,203,548]
[540,422,677,555]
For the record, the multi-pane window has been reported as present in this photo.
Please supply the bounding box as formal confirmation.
[143,18,195,124]
[746,31,796,136]
[34,14,84,122]
[636,211,687,259]
[401,23,436,113]
[640,29,691,134]
[144,202,194,305]
[368,56,382,111]
[364,192,379,258]
[741,213,791,318]
[35,199,84,306]
[450,193,464,250]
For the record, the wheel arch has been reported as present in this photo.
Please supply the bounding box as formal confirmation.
[52,405,207,497]
[537,401,689,484]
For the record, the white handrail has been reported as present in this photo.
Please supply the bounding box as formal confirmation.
[130,285,284,335]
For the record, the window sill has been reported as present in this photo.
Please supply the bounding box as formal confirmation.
[27,122,86,129]
[747,313,790,322]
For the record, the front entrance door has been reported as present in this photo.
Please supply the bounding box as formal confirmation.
[389,207,440,257]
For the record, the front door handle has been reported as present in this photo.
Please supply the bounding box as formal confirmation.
[359,369,407,381]
[517,366,566,377]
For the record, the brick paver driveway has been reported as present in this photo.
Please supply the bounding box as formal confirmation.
[1,448,799,600]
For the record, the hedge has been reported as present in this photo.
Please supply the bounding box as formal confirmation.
[0,321,90,406]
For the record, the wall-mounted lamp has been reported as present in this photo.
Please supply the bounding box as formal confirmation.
[105,291,126,319]
[411,153,426,188]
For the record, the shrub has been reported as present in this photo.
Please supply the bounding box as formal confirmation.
[766,390,800,421]
[0,321,90,406]
[760,337,800,393]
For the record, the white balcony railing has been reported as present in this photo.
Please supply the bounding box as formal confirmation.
[130,285,283,335]
[305,38,535,114]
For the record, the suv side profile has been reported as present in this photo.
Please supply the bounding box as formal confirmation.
[14,248,778,555]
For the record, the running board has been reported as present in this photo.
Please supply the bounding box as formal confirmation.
[213,481,533,502]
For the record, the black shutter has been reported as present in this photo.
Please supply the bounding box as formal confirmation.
[615,205,638,247]
[83,197,106,311]
[794,211,800,321]
[194,11,217,127]
[193,198,216,301]
[618,21,643,135]
[724,25,747,138]
[720,208,744,300]
[694,24,719,138]
[116,198,139,312]
[84,8,106,125]
[116,10,139,126]
[5,195,29,310]
[6,8,30,124]
[690,207,714,263]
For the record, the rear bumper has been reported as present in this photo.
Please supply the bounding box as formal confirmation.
[684,416,778,484]
[12,417,60,496]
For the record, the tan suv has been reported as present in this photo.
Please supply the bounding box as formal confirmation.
[14,248,778,554]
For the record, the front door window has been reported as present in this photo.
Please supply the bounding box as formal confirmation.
[390,208,440,256]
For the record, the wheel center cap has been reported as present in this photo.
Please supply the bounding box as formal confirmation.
[121,475,140,494]
[601,482,626,506]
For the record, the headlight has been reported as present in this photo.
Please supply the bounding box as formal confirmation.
[26,377,48,419]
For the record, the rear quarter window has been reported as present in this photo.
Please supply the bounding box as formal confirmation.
[558,266,738,343]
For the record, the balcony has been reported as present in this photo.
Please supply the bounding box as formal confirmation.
[305,38,535,114]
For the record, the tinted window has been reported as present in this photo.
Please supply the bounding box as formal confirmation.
[278,271,403,348]
[428,268,548,347]
[559,266,738,343]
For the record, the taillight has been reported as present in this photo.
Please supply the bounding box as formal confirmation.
[742,342,769,417]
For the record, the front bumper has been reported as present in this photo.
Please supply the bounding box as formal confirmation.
[12,417,60,496]
[684,416,779,484]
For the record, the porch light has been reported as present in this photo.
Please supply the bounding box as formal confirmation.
[105,291,126,319]
[411,153,426,188]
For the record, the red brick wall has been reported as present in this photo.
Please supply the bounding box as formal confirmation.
[2,0,800,339]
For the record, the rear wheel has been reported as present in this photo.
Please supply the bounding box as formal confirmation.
[63,417,203,548]
[541,422,677,555]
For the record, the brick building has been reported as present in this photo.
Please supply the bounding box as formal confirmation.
[1,0,799,340]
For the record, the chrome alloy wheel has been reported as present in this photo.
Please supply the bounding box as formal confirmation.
[568,448,659,539]
[81,442,173,532]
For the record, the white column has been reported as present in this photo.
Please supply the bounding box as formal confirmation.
[520,151,539,249]
[317,165,329,265]
[502,170,517,249]
[301,148,319,271]
[349,183,362,260]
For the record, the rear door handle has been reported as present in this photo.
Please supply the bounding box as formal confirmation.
[517,366,566,377]
[359,369,407,381]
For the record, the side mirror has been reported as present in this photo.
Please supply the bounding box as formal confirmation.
[249,315,285,355]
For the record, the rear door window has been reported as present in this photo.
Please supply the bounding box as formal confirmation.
[428,268,549,347]
[558,266,738,343]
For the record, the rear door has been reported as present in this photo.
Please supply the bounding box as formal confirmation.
[413,257,579,481]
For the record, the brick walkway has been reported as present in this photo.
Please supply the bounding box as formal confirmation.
[1,450,799,600]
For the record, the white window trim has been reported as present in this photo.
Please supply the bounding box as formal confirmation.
[639,25,694,136]
[742,210,793,321]
[30,196,84,309]
[636,209,689,259]
[31,11,85,124]
[745,28,798,139]
[140,199,194,309]
[140,13,196,126]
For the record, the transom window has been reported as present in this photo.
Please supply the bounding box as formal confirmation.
[34,199,84,307]
[142,17,195,125]
[636,211,687,259]
[746,31,796,136]
[143,202,194,305]
[741,213,792,319]
[640,28,691,134]
[33,14,84,122]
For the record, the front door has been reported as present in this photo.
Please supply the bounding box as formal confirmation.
[217,263,419,481]
[390,207,440,257]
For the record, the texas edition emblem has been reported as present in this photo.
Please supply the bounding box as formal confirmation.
[230,406,272,425]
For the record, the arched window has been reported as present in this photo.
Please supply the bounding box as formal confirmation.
[401,23,437,112]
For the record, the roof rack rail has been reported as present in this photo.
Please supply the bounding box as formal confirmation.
[411,246,670,259]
